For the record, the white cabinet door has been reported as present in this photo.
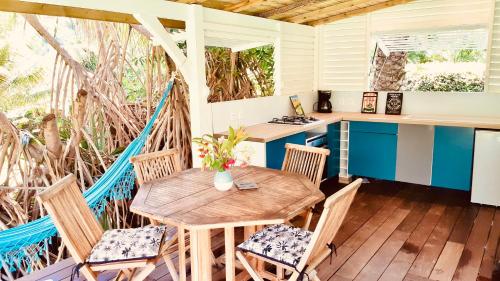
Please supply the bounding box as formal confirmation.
[471,130,500,206]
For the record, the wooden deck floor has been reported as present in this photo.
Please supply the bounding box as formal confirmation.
[19,178,500,281]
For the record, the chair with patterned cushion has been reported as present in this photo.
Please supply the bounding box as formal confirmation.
[130,148,217,280]
[37,174,181,281]
[236,178,363,281]
[282,143,330,230]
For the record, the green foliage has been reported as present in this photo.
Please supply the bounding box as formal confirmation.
[0,34,45,111]
[453,49,485,63]
[0,90,49,112]
[81,49,98,71]
[405,72,484,92]
[240,45,275,80]
[407,51,446,63]
[407,49,485,64]
[193,127,248,172]
[123,56,147,101]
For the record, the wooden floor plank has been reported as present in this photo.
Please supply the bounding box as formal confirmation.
[452,206,496,281]
[406,205,463,278]
[429,241,465,281]
[328,181,401,247]
[333,208,411,280]
[448,205,479,244]
[18,180,497,281]
[477,208,500,281]
[318,187,413,280]
[353,191,432,281]
[424,205,479,281]
[378,202,447,281]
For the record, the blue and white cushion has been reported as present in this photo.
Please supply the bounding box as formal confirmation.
[237,224,313,267]
[87,225,170,264]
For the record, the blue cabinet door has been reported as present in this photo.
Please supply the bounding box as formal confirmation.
[266,132,306,170]
[348,122,398,181]
[327,123,340,177]
[431,126,474,191]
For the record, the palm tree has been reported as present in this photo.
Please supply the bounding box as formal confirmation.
[0,24,44,112]
[370,47,408,91]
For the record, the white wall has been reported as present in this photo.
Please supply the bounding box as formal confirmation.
[204,13,316,132]
[332,92,500,117]
[210,92,315,132]
[208,0,500,133]
[318,0,500,117]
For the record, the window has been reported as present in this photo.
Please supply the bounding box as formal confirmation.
[369,29,488,92]
[205,45,275,103]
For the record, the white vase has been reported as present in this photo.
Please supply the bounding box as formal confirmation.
[214,170,233,191]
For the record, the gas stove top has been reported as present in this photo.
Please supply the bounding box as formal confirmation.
[269,116,322,126]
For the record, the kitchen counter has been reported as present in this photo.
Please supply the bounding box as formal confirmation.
[215,112,500,143]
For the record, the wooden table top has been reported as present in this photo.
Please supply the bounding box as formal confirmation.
[215,112,500,143]
[130,166,325,229]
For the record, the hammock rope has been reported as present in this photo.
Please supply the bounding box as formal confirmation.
[0,77,175,272]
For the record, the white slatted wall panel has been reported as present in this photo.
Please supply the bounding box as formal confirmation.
[487,0,500,93]
[279,23,315,96]
[370,0,491,33]
[319,0,491,92]
[319,16,369,91]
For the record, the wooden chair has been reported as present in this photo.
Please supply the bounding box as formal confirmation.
[236,178,363,281]
[130,148,182,185]
[37,174,180,281]
[282,143,330,229]
[131,149,218,280]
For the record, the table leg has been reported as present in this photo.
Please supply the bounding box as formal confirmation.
[224,227,235,281]
[190,229,212,281]
[178,227,187,281]
[235,226,258,281]
[255,225,264,273]
[243,226,257,268]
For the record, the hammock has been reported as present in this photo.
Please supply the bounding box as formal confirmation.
[0,77,175,272]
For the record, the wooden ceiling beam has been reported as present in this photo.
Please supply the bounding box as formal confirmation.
[285,0,377,23]
[224,0,266,12]
[307,0,414,25]
[0,0,185,29]
[258,0,326,20]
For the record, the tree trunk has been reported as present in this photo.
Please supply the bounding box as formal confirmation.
[371,48,408,91]
[41,114,63,159]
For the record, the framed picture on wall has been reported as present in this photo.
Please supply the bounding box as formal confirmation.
[361,92,378,114]
[385,92,403,115]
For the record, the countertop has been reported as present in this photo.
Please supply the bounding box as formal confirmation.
[215,112,500,143]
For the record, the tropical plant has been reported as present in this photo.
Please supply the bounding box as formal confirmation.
[206,45,275,102]
[193,127,248,172]
[404,72,484,92]
[0,45,45,112]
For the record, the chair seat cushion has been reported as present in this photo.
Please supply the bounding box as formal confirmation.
[237,224,313,267]
[87,225,172,264]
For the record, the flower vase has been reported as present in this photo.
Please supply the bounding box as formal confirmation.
[214,170,233,191]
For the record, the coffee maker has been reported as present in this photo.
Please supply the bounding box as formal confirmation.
[316,90,332,113]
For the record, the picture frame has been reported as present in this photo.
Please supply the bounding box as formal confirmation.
[289,95,305,116]
[361,92,378,114]
[385,92,403,115]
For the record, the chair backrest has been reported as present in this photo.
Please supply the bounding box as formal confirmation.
[37,174,104,264]
[297,178,363,270]
[130,149,182,185]
[281,143,330,188]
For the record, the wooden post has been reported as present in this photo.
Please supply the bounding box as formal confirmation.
[225,227,236,281]
[186,4,213,167]
[190,228,212,281]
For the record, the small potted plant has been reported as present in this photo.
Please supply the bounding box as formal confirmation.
[193,127,248,191]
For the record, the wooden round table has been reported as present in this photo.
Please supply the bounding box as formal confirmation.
[130,166,325,281]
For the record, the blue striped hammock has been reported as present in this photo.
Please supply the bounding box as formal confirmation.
[0,78,175,272]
